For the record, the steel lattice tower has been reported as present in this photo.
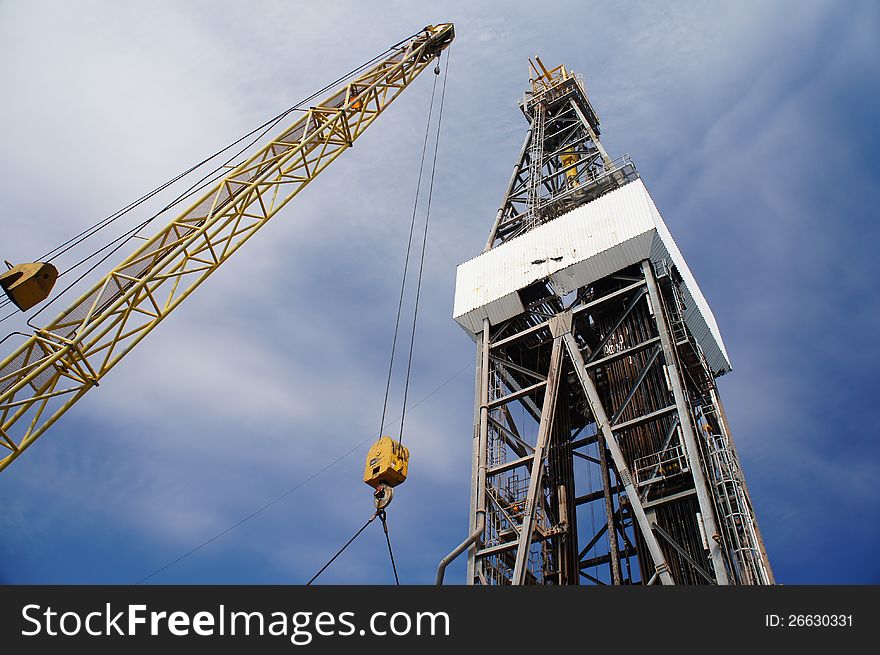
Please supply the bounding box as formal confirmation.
[451,60,773,585]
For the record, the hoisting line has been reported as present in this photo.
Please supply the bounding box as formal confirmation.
[133,361,469,584]
[306,509,400,585]
[332,49,449,585]
[307,512,380,585]
[379,510,400,585]
[130,44,452,587]
[297,50,450,585]
[0,34,421,325]
[398,47,451,446]
[376,60,440,440]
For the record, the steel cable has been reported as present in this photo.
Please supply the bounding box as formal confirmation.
[398,48,451,446]
[133,362,469,584]
[379,510,401,585]
[376,62,439,440]
[0,35,417,323]
[307,512,380,585]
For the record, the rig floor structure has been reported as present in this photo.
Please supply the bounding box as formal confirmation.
[451,60,773,585]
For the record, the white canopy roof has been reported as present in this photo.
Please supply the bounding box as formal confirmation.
[453,178,732,375]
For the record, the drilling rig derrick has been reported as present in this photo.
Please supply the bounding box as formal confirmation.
[444,59,773,586]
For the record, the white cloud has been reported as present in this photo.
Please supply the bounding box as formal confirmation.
[1,0,876,584]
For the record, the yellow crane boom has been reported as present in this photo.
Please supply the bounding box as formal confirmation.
[0,23,454,473]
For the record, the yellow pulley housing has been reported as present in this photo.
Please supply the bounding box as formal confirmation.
[363,436,409,489]
[0,261,58,311]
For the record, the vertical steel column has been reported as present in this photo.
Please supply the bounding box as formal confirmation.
[466,321,487,583]
[641,260,729,584]
[597,436,623,584]
[510,315,566,584]
[562,327,675,586]
[465,318,491,583]
[550,396,578,584]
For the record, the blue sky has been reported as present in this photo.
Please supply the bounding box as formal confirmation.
[0,0,877,584]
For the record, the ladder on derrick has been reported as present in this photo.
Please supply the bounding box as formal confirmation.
[525,99,546,232]
[655,262,713,394]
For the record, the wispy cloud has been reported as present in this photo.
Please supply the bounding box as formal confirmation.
[1,0,877,584]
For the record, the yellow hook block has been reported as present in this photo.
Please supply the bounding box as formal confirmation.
[363,436,409,489]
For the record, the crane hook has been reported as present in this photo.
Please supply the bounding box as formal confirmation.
[374,483,393,510]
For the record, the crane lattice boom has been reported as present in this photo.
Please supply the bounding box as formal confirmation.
[0,23,454,473]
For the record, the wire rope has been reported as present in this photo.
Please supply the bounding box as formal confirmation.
[376,62,439,440]
[307,512,380,585]
[378,510,400,585]
[398,49,451,446]
[0,35,418,323]
[133,361,468,584]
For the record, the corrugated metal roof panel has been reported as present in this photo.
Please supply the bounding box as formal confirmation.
[644,184,731,374]
[453,180,656,319]
[453,179,731,374]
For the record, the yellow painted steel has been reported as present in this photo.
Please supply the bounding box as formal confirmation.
[0,23,454,473]
[528,56,570,94]
[560,151,580,187]
[363,436,409,489]
[0,262,58,311]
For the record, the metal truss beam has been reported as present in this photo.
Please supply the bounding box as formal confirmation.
[510,317,565,584]
[456,57,775,582]
[651,522,715,584]
[562,327,675,585]
[0,24,454,473]
[641,260,729,584]
[484,68,631,250]
[463,262,746,584]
